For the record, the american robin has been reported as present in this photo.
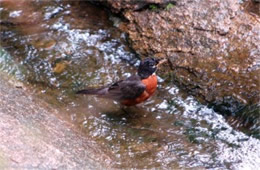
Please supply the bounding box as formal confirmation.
[76,57,167,106]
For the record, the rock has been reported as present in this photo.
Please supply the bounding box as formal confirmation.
[32,39,56,50]
[101,0,175,13]
[53,61,69,74]
[244,0,260,16]
[102,0,260,129]
[0,72,112,169]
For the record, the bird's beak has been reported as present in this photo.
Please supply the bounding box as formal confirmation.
[156,58,168,67]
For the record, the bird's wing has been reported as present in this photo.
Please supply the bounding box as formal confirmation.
[107,75,146,100]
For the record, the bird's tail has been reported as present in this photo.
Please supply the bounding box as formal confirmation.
[76,87,107,95]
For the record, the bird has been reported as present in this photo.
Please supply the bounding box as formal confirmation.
[76,57,167,106]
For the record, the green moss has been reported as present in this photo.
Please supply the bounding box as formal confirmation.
[165,3,175,10]
[149,4,158,11]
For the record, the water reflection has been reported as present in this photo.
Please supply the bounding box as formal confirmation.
[0,0,259,169]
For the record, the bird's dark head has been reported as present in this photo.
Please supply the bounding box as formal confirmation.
[138,57,167,79]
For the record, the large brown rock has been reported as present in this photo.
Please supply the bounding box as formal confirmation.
[102,0,174,12]
[103,0,260,130]
[0,72,112,169]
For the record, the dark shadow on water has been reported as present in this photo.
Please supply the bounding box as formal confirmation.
[101,106,148,125]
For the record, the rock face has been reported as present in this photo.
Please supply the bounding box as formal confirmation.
[103,0,174,12]
[103,0,260,128]
[0,73,111,169]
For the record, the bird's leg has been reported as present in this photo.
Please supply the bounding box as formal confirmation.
[120,105,129,114]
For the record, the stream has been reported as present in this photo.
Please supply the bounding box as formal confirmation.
[0,1,259,169]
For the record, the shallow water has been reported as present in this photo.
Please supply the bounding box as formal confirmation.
[0,0,260,169]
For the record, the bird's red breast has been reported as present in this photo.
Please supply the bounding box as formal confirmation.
[77,57,167,106]
[121,74,157,106]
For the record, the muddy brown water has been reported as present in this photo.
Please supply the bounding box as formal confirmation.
[0,1,259,169]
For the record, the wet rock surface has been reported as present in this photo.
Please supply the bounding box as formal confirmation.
[0,72,111,169]
[103,0,260,130]
[244,0,260,16]
[101,0,175,13]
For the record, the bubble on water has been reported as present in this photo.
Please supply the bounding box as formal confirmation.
[157,76,164,83]
[101,114,106,118]
[44,6,63,20]
[123,72,131,77]
[82,120,88,127]
[168,86,179,95]
[105,136,112,141]
[158,100,168,109]
[50,77,57,84]
[9,10,22,18]
[156,115,162,120]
